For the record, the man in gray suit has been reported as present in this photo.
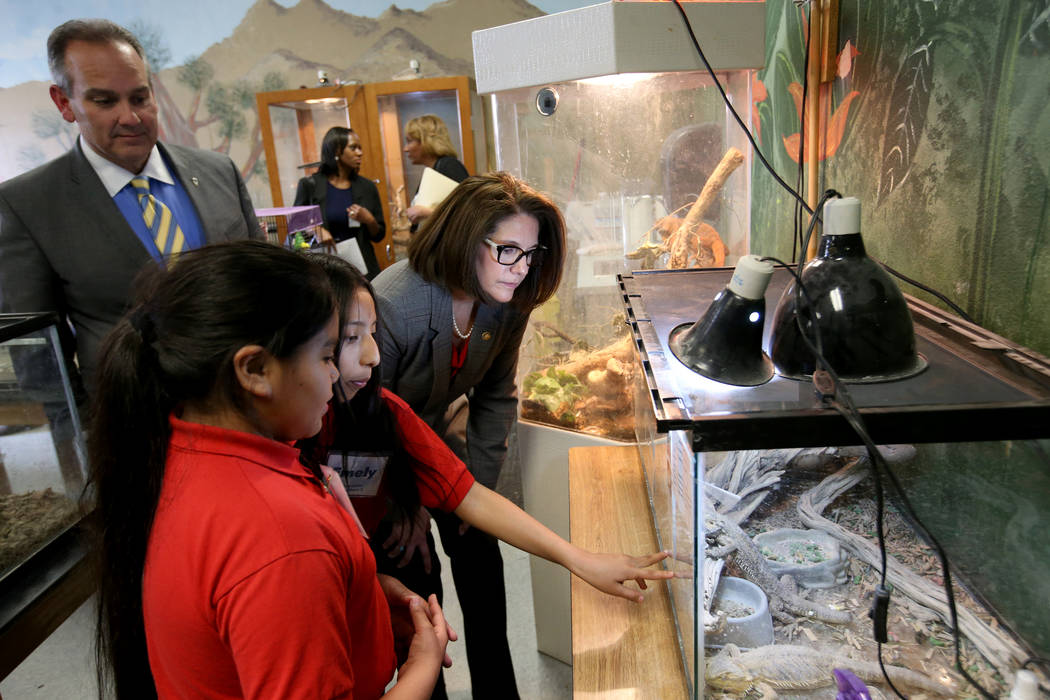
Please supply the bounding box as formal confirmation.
[0,19,261,396]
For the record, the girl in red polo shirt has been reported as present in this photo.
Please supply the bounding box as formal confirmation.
[300,255,672,693]
[88,241,450,700]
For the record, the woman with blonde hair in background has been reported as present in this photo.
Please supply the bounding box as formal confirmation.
[403,114,470,226]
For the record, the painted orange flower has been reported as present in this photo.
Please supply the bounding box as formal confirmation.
[752,73,768,142]
[782,42,861,163]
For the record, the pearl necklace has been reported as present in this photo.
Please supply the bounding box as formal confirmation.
[452,304,474,340]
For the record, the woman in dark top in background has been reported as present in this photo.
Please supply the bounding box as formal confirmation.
[403,115,470,227]
[295,126,386,279]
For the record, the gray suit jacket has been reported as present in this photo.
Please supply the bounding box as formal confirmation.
[0,140,261,393]
[372,260,529,489]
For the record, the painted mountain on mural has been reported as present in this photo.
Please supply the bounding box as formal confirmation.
[0,0,544,195]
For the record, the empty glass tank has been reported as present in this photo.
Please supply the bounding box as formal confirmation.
[0,313,87,581]
[473,0,765,441]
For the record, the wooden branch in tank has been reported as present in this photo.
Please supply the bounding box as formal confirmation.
[797,459,1034,683]
[627,147,741,269]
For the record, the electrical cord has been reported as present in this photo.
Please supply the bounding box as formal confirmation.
[670,0,813,217]
[760,193,997,700]
[669,0,975,315]
[872,257,976,324]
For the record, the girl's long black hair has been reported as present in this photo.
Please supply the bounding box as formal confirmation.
[88,241,334,699]
[301,254,420,524]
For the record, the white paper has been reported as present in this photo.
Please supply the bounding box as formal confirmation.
[335,237,368,275]
[412,166,460,208]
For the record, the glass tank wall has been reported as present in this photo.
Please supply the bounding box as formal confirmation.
[256,88,356,208]
[0,314,86,581]
[474,0,765,442]
[488,70,754,441]
[623,267,1050,698]
[365,77,475,263]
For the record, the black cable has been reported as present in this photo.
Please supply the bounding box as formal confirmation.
[670,0,973,313]
[873,257,976,324]
[670,0,813,216]
[671,5,994,693]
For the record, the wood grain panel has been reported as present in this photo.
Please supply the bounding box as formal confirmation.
[569,445,689,700]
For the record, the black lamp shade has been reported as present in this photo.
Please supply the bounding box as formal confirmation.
[669,255,775,387]
[770,228,927,383]
[670,289,773,386]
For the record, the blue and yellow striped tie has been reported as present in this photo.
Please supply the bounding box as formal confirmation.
[130,177,185,261]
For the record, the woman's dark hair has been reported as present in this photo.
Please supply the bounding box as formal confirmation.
[300,254,420,523]
[88,241,334,699]
[318,126,357,177]
[408,172,567,311]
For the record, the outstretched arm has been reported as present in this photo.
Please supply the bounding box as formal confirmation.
[452,483,672,602]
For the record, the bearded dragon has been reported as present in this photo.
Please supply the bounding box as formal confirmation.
[706,643,956,696]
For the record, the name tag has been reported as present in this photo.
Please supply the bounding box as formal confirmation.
[326,452,388,497]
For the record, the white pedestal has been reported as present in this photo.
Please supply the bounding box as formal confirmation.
[516,419,629,664]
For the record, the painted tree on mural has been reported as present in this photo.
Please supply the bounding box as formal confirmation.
[21,110,77,171]
[177,56,216,133]
[129,20,286,183]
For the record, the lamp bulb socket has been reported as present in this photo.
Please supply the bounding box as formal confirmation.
[823,196,861,236]
[727,255,774,301]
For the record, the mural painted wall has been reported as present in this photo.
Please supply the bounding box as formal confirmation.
[751,0,1050,359]
[4,0,1044,355]
[751,0,1050,659]
[0,0,581,209]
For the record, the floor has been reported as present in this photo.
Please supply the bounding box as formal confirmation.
[0,427,574,699]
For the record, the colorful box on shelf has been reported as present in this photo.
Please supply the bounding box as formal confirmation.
[254,205,323,245]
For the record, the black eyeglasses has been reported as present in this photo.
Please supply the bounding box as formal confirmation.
[483,239,547,267]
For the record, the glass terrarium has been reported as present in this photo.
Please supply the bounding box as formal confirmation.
[622,266,1050,698]
[473,0,766,667]
[474,0,765,443]
[0,313,86,582]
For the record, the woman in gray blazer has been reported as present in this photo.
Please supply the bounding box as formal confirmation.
[372,173,566,699]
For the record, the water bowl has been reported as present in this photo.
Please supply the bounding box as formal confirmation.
[753,527,847,589]
[704,576,774,649]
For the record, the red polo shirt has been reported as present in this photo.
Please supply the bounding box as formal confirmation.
[143,416,396,699]
[310,389,475,535]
